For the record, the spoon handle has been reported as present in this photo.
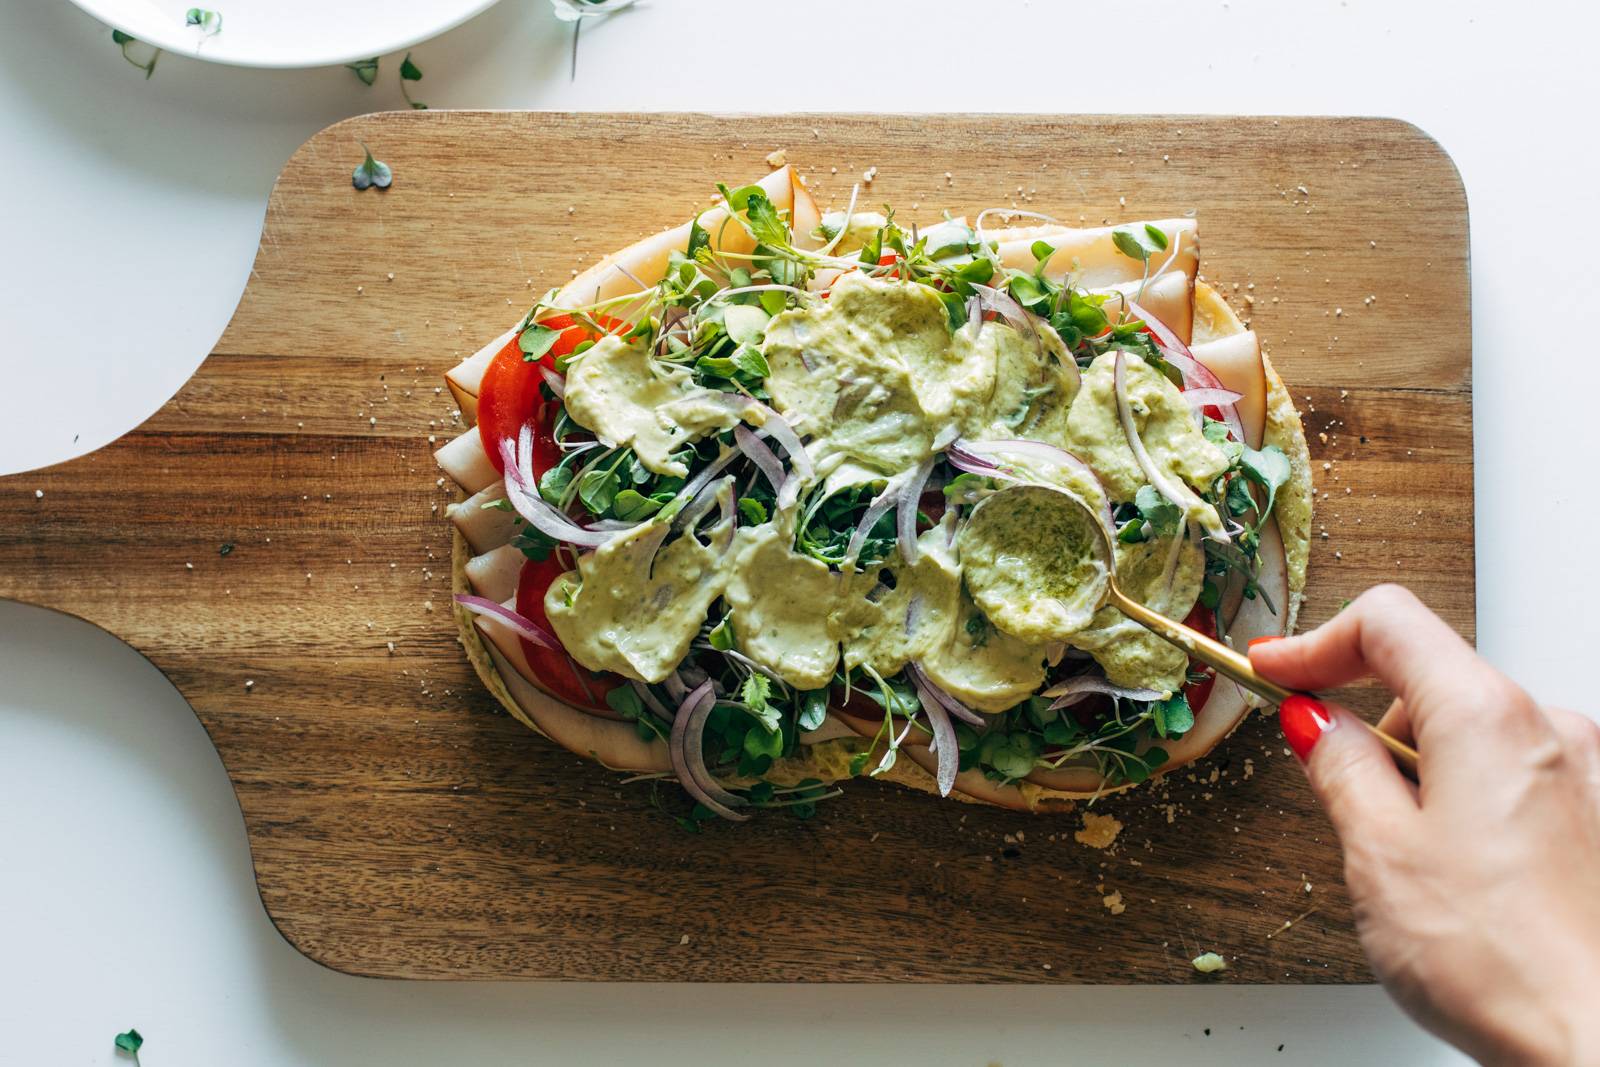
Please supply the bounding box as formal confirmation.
[1110,590,1420,779]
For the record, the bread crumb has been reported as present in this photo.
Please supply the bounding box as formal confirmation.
[765,149,787,168]
[679,933,691,945]
[34,489,44,499]
[1192,951,1228,974]
[1102,890,1126,915]
[1075,812,1123,849]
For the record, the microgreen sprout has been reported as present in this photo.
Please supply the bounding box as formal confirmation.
[351,144,392,190]
[112,30,160,79]
[344,57,380,85]
[184,8,222,37]
[399,52,426,109]
[113,1028,144,1064]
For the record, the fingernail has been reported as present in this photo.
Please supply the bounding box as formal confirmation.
[1248,635,1283,649]
[1280,694,1335,762]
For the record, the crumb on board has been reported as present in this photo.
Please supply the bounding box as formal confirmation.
[1102,890,1126,915]
[765,149,788,168]
[1075,811,1123,850]
[1192,951,1228,974]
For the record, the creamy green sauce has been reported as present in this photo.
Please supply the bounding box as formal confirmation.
[544,517,730,683]
[1064,351,1228,529]
[958,485,1109,644]
[723,524,841,690]
[1068,529,1205,693]
[562,335,744,476]
[549,275,1213,703]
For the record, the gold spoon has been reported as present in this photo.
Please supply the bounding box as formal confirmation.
[970,484,1421,778]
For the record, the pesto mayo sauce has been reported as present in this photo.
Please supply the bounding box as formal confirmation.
[1064,351,1228,529]
[548,275,1214,705]
[562,334,743,476]
[957,485,1109,644]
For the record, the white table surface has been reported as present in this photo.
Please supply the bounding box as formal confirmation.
[4,0,1596,1062]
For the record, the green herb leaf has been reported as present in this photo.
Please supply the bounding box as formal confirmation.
[1030,239,1056,265]
[113,31,160,78]
[737,497,767,525]
[798,689,828,731]
[686,219,710,259]
[218,541,234,557]
[576,466,621,514]
[345,57,380,86]
[1112,225,1166,263]
[185,8,222,35]
[538,465,574,505]
[611,488,663,522]
[707,614,735,651]
[606,685,644,719]
[399,51,427,109]
[351,145,392,191]
[519,323,561,361]
[114,1028,144,1057]
[1134,484,1181,538]
[731,345,770,379]
[1150,692,1194,739]
[1239,444,1291,520]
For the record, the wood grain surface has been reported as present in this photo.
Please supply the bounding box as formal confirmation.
[0,113,1472,982]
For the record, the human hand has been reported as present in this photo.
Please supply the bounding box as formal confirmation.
[1250,585,1600,1066]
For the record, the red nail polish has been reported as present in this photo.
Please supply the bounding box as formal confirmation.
[1248,635,1282,649]
[1280,694,1335,762]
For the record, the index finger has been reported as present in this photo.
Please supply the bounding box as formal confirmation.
[1249,584,1546,756]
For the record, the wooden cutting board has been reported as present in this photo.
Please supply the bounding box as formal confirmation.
[0,113,1472,982]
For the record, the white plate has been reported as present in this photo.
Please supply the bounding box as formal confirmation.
[68,0,504,69]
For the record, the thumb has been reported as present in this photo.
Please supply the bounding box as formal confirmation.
[1281,694,1417,840]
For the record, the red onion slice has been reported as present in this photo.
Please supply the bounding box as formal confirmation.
[498,435,622,549]
[733,424,785,495]
[667,447,740,533]
[908,673,959,797]
[668,681,750,822]
[747,401,814,482]
[1041,674,1165,710]
[630,679,670,720]
[1129,300,1247,442]
[843,482,898,570]
[906,661,986,727]
[538,366,566,400]
[1113,352,1228,542]
[1181,387,1244,410]
[453,594,558,650]
[896,457,935,564]
[950,438,1116,536]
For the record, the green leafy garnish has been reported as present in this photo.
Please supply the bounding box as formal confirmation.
[345,57,380,85]
[1239,444,1291,521]
[737,497,767,525]
[1111,223,1169,266]
[707,614,735,651]
[351,144,392,190]
[399,51,426,109]
[1134,483,1181,538]
[1150,692,1195,739]
[519,323,561,361]
[112,30,160,79]
[185,8,222,36]
[797,689,828,731]
[114,1029,144,1064]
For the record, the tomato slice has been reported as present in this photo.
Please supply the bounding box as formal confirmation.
[477,314,627,477]
[1180,602,1218,714]
[514,553,622,714]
